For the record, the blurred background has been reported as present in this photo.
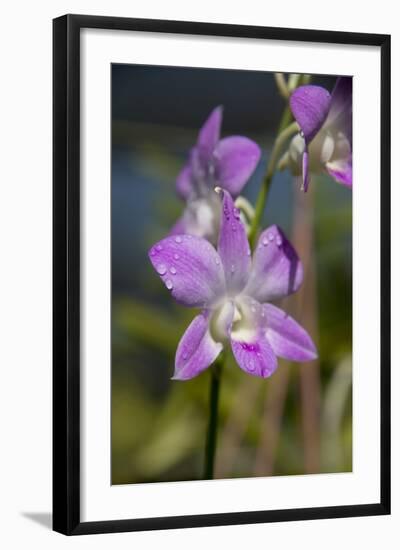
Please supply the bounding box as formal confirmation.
[111,65,352,485]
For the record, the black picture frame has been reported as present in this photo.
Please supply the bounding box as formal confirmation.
[53,14,391,535]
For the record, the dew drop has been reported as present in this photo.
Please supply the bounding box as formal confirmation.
[231,222,237,231]
[182,352,188,361]
[248,361,255,372]
[174,253,180,260]
[156,244,163,251]
[276,235,283,246]
[165,279,173,290]
[170,266,177,275]
[262,236,269,246]
[157,264,167,275]
[268,233,274,241]
[175,236,182,243]
[150,248,156,257]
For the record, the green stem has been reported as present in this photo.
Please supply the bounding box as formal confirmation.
[248,118,299,249]
[204,355,224,479]
[274,73,290,99]
[277,105,293,133]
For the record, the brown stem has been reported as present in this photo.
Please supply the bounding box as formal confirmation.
[292,180,321,474]
[253,362,290,476]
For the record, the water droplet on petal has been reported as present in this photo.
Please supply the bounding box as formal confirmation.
[174,253,179,260]
[215,257,220,265]
[268,233,274,241]
[170,267,177,275]
[150,248,156,256]
[182,352,188,360]
[231,222,237,231]
[157,264,167,275]
[165,279,173,290]
[156,244,162,251]
[262,236,268,246]
[276,235,283,246]
[175,236,182,243]
[248,361,255,372]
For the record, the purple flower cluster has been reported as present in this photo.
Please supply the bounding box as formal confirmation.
[145,84,351,380]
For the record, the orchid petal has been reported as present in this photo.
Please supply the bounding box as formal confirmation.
[326,158,352,187]
[214,136,261,196]
[325,132,352,187]
[290,85,331,143]
[244,225,303,302]
[217,189,251,294]
[263,304,317,362]
[149,235,225,308]
[176,161,193,200]
[173,311,222,380]
[326,77,352,140]
[197,106,223,166]
[231,331,277,378]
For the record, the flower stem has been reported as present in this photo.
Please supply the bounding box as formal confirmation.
[274,73,290,99]
[204,354,224,479]
[248,118,299,249]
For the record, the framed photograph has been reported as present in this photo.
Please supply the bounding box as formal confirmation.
[53,14,391,535]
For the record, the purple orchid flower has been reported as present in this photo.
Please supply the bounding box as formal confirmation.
[172,106,261,243]
[149,188,317,380]
[281,77,352,191]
